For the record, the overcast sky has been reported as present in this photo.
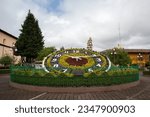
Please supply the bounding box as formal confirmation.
[0,0,150,51]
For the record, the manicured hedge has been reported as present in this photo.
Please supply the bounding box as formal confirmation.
[10,66,139,87]
[0,69,10,74]
[143,71,150,75]
[10,73,139,87]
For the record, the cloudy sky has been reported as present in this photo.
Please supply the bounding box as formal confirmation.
[0,0,150,51]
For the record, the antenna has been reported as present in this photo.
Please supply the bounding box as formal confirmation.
[118,22,122,48]
[118,23,121,44]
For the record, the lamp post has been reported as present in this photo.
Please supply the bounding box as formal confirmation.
[137,53,143,67]
[12,44,17,55]
[111,48,117,65]
[12,44,17,63]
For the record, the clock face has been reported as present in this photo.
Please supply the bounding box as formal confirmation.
[43,48,111,75]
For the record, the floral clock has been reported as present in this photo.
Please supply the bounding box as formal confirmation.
[42,48,111,75]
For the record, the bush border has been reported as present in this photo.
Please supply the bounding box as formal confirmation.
[10,73,139,87]
[9,80,140,93]
[0,69,10,74]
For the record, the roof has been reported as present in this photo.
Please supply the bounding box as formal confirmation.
[0,28,18,40]
[124,49,150,53]
[101,48,150,54]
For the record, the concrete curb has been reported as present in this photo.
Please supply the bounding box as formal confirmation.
[9,80,140,93]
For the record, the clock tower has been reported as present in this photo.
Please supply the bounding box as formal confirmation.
[87,37,93,51]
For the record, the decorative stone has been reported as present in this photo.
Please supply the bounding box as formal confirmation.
[88,68,93,72]
[72,69,84,76]
[51,58,57,62]
[76,50,79,53]
[53,64,59,68]
[92,54,96,57]
[63,69,68,73]
[97,58,101,62]
[96,64,101,67]
[55,54,61,58]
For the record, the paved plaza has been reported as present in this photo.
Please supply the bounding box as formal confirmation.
[0,74,150,100]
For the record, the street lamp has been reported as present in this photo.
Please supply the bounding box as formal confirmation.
[137,53,143,67]
[111,48,117,65]
[12,44,17,55]
[137,53,143,61]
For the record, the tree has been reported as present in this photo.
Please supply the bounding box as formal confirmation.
[106,48,131,66]
[15,10,44,63]
[0,55,13,68]
[60,46,65,51]
[36,47,56,60]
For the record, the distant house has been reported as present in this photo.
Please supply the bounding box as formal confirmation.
[125,49,150,67]
[0,29,20,63]
[101,48,150,67]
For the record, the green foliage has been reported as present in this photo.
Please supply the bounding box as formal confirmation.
[37,47,56,60]
[10,66,139,87]
[143,71,150,75]
[11,74,139,87]
[0,55,13,67]
[15,10,44,63]
[0,69,10,74]
[106,48,131,66]
[46,57,52,67]
[145,62,150,70]
[145,62,150,66]
[60,46,65,51]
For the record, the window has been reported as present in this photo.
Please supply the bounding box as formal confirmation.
[3,39,6,44]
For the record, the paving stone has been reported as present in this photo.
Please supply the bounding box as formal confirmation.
[0,74,150,100]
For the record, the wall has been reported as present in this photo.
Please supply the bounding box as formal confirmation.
[0,31,20,63]
[128,52,150,66]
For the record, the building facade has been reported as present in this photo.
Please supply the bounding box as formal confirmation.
[0,29,20,63]
[125,49,150,67]
[101,48,150,67]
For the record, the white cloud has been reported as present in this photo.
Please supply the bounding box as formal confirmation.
[0,0,150,51]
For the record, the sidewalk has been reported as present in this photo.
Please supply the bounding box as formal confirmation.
[0,74,150,100]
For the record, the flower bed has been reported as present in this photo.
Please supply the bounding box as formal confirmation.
[59,54,95,69]
[10,66,139,87]
[44,48,110,74]
[10,48,139,87]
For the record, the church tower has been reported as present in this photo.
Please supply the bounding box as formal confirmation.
[87,37,93,51]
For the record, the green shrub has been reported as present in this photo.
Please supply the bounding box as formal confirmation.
[11,74,139,87]
[0,69,10,74]
[10,66,139,87]
[43,73,52,78]
[0,55,13,67]
[143,71,150,75]
[83,72,90,78]
[65,73,74,78]
[87,72,98,78]
[34,70,46,76]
